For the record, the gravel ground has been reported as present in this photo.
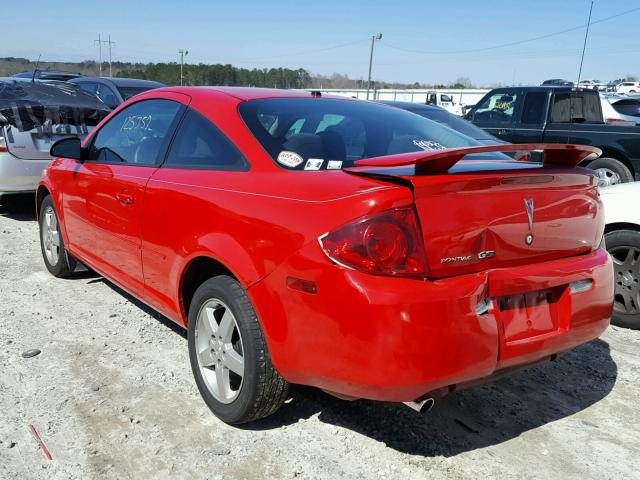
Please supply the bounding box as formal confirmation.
[1,194,639,480]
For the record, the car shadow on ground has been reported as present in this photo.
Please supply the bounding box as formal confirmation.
[80,272,618,458]
[89,276,187,339]
[246,338,617,457]
[0,193,37,221]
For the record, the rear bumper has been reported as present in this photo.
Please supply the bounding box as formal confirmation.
[248,245,613,402]
[0,153,49,193]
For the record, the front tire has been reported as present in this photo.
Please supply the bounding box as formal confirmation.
[588,157,634,187]
[187,276,289,424]
[39,195,76,277]
[605,230,640,330]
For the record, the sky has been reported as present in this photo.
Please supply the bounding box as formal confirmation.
[2,0,639,86]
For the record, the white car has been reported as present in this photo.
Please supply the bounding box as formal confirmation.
[616,82,640,94]
[601,182,640,329]
[601,94,640,125]
[0,79,109,197]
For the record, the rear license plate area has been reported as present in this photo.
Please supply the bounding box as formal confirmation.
[496,287,565,343]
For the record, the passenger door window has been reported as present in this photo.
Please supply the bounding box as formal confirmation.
[472,92,519,124]
[87,99,182,165]
[165,109,248,170]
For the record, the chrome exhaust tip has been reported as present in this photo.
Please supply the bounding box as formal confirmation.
[403,397,435,413]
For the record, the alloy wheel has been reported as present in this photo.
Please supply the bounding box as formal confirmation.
[195,299,245,403]
[42,205,61,266]
[595,168,622,187]
[611,245,640,315]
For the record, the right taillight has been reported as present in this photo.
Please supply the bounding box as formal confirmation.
[0,133,7,153]
[318,207,428,278]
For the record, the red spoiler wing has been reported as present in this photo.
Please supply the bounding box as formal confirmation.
[350,143,601,174]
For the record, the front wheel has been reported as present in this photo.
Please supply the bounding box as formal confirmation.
[187,276,289,424]
[605,229,640,330]
[587,157,634,187]
[39,195,76,277]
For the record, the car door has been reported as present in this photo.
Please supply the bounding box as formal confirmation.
[141,108,249,319]
[61,98,184,295]
[467,90,521,142]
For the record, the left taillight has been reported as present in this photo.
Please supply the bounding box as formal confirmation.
[0,131,7,153]
[318,207,428,278]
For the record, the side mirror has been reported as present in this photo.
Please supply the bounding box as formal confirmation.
[50,137,84,161]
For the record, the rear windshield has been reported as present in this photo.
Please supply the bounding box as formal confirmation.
[117,86,155,101]
[612,99,640,118]
[238,98,479,170]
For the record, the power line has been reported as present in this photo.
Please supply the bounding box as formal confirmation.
[383,6,640,55]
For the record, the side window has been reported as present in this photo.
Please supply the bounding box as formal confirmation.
[472,92,518,124]
[165,109,248,170]
[78,83,97,94]
[521,92,547,124]
[96,84,119,108]
[87,99,181,165]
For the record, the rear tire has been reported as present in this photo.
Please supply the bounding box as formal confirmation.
[39,195,76,278]
[187,275,289,424]
[605,229,640,330]
[588,157,634,186]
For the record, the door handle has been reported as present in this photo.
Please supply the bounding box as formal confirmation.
[116,192,134,205]
[497,128,512,135]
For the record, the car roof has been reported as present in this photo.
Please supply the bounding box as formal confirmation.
[69,76,165,88]
[146,86,349,102]
[492,86,597,93]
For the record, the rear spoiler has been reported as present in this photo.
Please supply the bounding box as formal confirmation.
[351,143,602,174]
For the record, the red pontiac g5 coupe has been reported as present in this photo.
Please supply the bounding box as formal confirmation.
[38,87,614,424]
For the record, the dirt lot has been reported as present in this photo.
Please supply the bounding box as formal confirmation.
[0,194,639,480]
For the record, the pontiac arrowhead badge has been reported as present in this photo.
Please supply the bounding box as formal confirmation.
[524,198,534,245]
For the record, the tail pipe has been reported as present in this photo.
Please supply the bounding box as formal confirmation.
[403,397,435,414]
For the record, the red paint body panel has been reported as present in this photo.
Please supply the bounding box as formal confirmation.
[39,87,614,403]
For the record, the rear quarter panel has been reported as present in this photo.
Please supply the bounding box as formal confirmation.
[141,169,410,324]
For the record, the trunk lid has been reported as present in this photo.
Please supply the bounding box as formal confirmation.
[346,145,604,278]
[3,124,87,160]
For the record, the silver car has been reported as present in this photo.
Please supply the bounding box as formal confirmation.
[601,94,640,125]
[0,78,109,196]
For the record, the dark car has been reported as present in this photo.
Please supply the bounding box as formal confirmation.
[13,70,83,82]
[541,79,574,87]
[68,77,165,109]
[377,100,503,145]
[464,86,640,186]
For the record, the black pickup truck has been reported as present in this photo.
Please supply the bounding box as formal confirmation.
[464,86,640,186]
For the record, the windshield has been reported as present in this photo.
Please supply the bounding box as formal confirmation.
[117,86,156,101]
[238,98,480,170]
